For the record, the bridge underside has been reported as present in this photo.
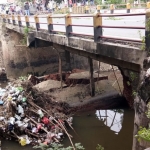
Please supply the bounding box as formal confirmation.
[6,24,147,72]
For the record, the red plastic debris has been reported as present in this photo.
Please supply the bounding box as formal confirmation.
[42,117,49,125]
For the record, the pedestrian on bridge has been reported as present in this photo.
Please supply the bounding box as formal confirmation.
[24,2,30,16]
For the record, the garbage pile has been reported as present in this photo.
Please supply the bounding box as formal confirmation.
[0,80,74,147]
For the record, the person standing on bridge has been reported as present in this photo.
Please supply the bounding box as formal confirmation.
[24,2,30,16]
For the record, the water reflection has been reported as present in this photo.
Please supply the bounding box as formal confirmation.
[96,110,123,134]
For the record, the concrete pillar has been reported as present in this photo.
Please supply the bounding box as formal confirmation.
[126,3,130,13]
[47,15,53,34]
[110,4,114,14]
[88,57,95,96]
[93,13,102,42]
[34,15,40,31]
[65,14,72,37]
[25,16,30,27]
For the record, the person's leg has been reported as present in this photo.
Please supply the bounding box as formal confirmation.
[27,9,30,15]
[25,10,27,15]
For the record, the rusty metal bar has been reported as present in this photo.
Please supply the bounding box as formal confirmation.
[71,24,93,27]
[70,32,93,37]
[101,12,145,17]
[52,23,65,26]
[101,25,145,29]
[101,35,142,42]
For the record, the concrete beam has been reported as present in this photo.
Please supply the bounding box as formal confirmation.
[5,24,147,72]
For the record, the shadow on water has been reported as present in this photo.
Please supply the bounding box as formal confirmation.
[1,109,134,150]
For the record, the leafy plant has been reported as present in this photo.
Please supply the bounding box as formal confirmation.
[135,127,150,142]
[96,144,104,150]
[19,76,27,81]
[33,143,85,150]
[21,26,30,45]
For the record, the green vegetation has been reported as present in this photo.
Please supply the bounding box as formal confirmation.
[96,144,104,150]
[33,143,85,150]
[130,71,137,82]
[33,143,105,150]
[135,127,150,142]
[21,26,30,45]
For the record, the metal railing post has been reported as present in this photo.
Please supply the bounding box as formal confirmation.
[145,9,150,51]
[127,3,130,13]
[110,4,114,14]
[17,15,22,27]
[12,14,15,25]
[34,15,40,31]
[147,2,150,9]
[85,5,89,14]
[97,5,100,13]
[7,15,10,24]
[93,13,102,42]
[65,14,72,37]
[2,14,5,23]
[47,14,53,33]
[25,16,30,27]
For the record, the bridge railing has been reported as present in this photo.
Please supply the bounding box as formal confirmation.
[0,12,148,46]
[56,2,150,14]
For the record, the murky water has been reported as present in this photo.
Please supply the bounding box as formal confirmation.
[1,109,134,150]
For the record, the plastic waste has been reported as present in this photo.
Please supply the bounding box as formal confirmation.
[9,117,15,125]
[17,95,23,102]
[22,97,27,103]
[32,127,37,133]
[8,123,14,131]
[17,105,24,115]
[17,87,23,92]
[37,124,42,130]
[15,114,21,121]
[42,117,49,125]
[19,137,26,146]
[37,109,44,118]
[0,100,3,105]
[0,117,4,121]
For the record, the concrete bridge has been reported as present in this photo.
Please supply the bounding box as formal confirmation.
[1,10,150,150]
[1,11,149,97]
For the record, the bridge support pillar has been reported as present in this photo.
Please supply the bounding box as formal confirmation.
[88,57,95,97]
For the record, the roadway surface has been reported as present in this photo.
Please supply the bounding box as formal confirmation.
[11,11,145,41]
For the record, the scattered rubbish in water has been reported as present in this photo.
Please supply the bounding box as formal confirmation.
[0,79,74,147]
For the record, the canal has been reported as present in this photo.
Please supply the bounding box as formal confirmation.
[2,109,134,150]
